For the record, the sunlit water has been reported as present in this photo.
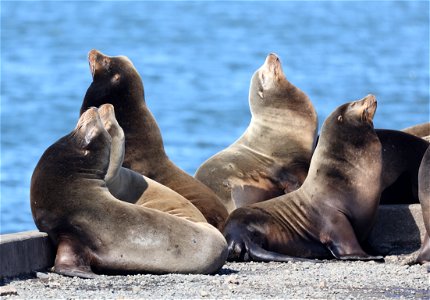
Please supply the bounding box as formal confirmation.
[1,1,429,234]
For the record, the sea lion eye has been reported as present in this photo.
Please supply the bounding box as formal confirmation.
[111,73,121,83]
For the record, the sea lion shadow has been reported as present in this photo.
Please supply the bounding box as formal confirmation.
[216,268,239,275]
[364,204,422,256]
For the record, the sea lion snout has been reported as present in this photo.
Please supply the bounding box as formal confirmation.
[263,53,282,76]
[98,103,115,121]
[267,53,280,62]
[78,107,99,129]
[98,104,122,138]
[88,49,110,79]
[360,94,377,122]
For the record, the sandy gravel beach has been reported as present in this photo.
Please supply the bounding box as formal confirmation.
[1,255,428,299]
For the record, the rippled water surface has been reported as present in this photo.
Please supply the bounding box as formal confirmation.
[1,2,429,233]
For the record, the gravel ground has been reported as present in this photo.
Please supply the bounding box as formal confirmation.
[1,255,429,299]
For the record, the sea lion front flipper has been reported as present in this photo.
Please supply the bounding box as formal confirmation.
[245,240,316,263]
[54,237,98,279]
[227,232,315,263]
[415,234,430,264]
[231,184,284,208]
[323,216,384,262]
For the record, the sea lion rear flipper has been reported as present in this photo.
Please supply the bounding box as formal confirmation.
[54,238,98,279]
[323,217,384,262]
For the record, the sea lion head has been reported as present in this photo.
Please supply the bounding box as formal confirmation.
[248,53,313,117]
[98,103,125,183]
[317,94,379,160]
[73,107,112,174]
[328,94,377,132]
[98,103,125,143]
[249,53,287,106]
[82,49,144,113]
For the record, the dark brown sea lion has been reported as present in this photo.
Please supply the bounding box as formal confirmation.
[223,95,384,262]
[194,53,318,213]
[98,103,208,223]
[80,50,228,230]
[416,145,430,264]
[30,107,227,278]
[376,129,429,204]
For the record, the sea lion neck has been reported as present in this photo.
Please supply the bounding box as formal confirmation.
[242,83,317,160]
[114,93,169,172]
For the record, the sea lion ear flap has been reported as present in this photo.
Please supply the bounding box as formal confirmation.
[337,115,343,122]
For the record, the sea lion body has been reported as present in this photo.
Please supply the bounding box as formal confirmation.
[402,122,430,139]
[416,145,430,264]
[80,50,228,229]
[30,108,227,278]
[376,129,429,204]
[195,54,317,213]
[223,95,383,262]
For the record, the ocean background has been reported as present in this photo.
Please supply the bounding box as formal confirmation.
[1,1,429,234]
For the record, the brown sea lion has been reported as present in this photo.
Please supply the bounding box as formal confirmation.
[376,129,429,204]
[402,122,430,139]
[194,53,318,213]
[98,104,208,222]
[30,107,227,278]
[416,145,430,264]
[223,95,384,262]
[80,50,228,230]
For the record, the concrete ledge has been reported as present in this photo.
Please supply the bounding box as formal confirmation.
[0,231,54,279]
[0,204,426,278]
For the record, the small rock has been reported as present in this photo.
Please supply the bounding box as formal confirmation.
[200,290,209,297]
[224,275,240,285]
[0,285,18,296]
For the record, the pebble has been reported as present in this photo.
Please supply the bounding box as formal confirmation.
[0,285,18,296]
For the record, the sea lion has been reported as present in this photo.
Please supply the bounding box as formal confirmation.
[30,107,227,278]
[376,129,429,204]
[98,103,207,223]
[194,53,318,213]
[402,122,430,140]
[80,49,228,230]
[416,145,430,264]
[223,95,384,262]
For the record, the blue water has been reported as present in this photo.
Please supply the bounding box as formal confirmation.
[1,1,429,234]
